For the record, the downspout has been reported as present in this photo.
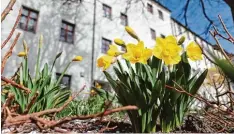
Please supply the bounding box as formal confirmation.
[91,0,97,87]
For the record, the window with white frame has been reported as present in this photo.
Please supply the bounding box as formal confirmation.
[60,20,75,44]
[19,6,39,33]
[147,3,153,14]
[101,38,111,53]
[178,25,182,34]
[56,73,71,89]
[158,10,164,20]
[150,28,156,39]
[103,4,112,19]
[120,13,128,26]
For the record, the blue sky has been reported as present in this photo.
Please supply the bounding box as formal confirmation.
[159,0,234,54]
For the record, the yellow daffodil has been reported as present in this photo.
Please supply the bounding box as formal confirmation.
[125,26,139,40]
[114,38,125,47]
[17,51,27,57]
[122,41,152,64]
[153,35,182,65]
[97,55,115,70]
[186,42,202,61]
[90,89,97,94]
[107,45,122,57]
[72,56,83,61]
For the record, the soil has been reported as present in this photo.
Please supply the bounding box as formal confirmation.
[2,114,233,133]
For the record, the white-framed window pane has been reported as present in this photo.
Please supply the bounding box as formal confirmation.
[22,9,29,16]
[158,10,164,20]
[30,12,38,19]
[121,13,128,26]
[67,31,73,43]
[102,38,111,53]
[60,29,65,41]
[56,73,71,89]
[150,29,156,39]
[27,19,35,32]
[20,16,27,24]
[67,25,73,31]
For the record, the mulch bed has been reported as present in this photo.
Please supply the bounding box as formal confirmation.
[2,114,233,133]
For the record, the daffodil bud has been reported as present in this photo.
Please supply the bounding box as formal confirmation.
[39,35,43,48]
[178,36,185,45]
[114,38,125,47]
[23,40,28,54]
[72,56,83,61]
[17,51,27,57]
[95,83,102,89]
[125,26,139,41]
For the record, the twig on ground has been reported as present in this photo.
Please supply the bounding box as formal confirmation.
[98,121,117,133]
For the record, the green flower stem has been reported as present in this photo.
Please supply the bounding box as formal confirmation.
[56,61,72,86]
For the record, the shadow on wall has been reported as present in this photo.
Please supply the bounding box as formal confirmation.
[1,0,94,91]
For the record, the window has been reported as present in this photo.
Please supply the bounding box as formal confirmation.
[121,46,126,51]
[178,25,182,34]
[19,6,39,33]
[103,4,112,19]
[120,13,128,26]
[158,10,164,20]
[150,28,156,39]
[186,31,190,40]
[147,3,153,14]
[101,38,111,53]
[56,73,71,89]
[161,34,165,38]
[60,20,75,43]
[193,35,196,41]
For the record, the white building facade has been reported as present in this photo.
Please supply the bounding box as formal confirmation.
[1,0,226,93]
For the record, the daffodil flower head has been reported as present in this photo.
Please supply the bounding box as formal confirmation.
[97,55,115,71]
[107,45,122,57]
[114,38,125,47]
[153,35,182,65]
[17,51,27,57]
[90,89,97,95]
[95,82,102,89]
[186,42,202,61]
[72,56,83,61]
[125,26,139,41]
[122,41,152,64]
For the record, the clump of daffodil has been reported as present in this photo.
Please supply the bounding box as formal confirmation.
[107,45,122,57]
[72,56,83,61]
[122,41,152,64]
[153,35,182,65]
[186,42,202,61]
[114,38,125,47]
[125,26,140,41]
[97,55,115,71]
[17,51,27,57]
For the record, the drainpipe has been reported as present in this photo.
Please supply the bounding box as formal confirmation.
[91,0,97,87]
